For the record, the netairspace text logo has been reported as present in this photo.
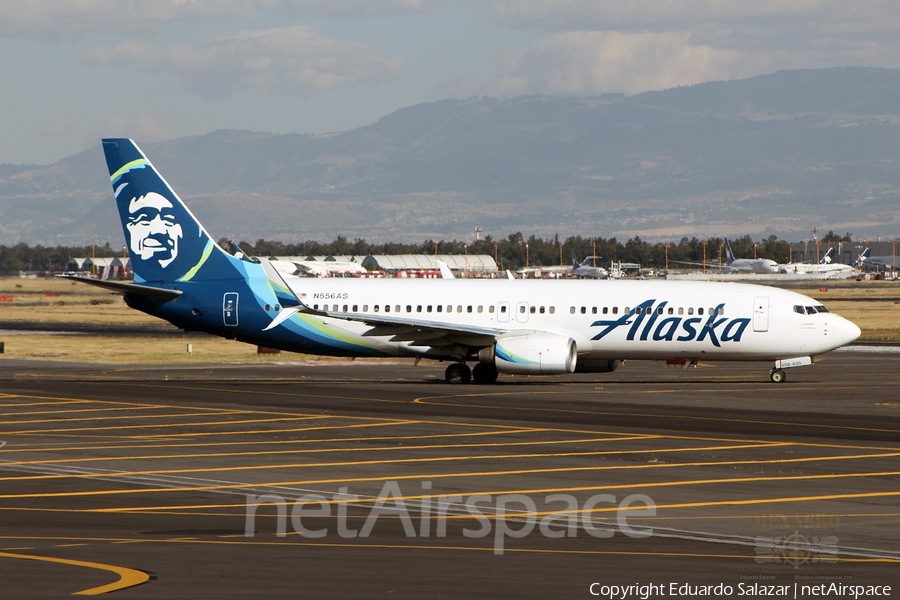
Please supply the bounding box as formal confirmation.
[244,480,656,555]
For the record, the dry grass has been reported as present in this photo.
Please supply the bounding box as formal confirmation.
[1,276,897,365]
[0,333,343,364]
[0,275,158,325]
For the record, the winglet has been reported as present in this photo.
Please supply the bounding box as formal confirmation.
[435,260,455,279]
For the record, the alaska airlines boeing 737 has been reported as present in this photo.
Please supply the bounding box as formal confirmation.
[70,139,861,384]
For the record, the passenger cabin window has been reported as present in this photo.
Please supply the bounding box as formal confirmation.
[678,307,684,315]
[519,305,526,314]
[467,306,473,313]
[395,305,401,313]
[406,305,411,313]
[592,307,597,314]
[602,307,608,314]
[539,306,545,314]
[343,305,348,312]
[687,307,694,315]
[580,307,586,314]
[489,306,495,314]
[457,305,463,313]
[698,308,704,315]
[374,305,380,312]
[477,306,483,313]
[612,307,618,315]
[353,305,358,312]
[417,305,422,312]
[668,307,674,315]
[549,306,555,314]
[265,304,271,312]
[437,305,442,313]
[530,306,536,314]
[500,305,507,313]
[570,307,576,314]
[427,306,433,313]
[385,305,391,313]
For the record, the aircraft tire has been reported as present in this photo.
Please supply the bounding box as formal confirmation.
[445,363,472,385]
[472,362,499,385]
[769,369,786,383]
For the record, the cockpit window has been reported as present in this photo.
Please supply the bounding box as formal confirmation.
[805,306,817,314]
[815,305,829,313]
[793,305,805,314]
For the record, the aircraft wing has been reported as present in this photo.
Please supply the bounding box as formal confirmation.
[323,311,505,348]
[271,267,505,348]
[668,260,730,270]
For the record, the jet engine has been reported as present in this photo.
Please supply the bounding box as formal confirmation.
[483,333,577,375]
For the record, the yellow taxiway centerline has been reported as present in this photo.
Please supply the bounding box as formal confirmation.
[0,550,149,595]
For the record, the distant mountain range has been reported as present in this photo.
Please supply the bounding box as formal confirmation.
[3,66,899,246]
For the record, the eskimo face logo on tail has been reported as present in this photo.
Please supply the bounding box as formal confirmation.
[126,192,183,268]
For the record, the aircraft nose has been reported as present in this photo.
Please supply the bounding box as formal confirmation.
[831,315,861,348]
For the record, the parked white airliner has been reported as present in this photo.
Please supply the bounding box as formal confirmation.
[69,139,861,385]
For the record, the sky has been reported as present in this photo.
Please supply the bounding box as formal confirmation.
[3,0,900,165]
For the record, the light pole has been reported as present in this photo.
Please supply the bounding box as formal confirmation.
[701,241,708,274]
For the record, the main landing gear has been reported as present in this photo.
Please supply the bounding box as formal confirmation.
[444,363,471,384]
[444,362,499,385]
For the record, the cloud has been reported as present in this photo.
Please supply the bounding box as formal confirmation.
[0,1,432,40]
[488,1,900,36]
[492,31,745,96]
[477,1,900,96]
[83,26,403,99]
[258,0,434,19]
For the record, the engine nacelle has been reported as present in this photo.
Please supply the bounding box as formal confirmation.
[492,333,577,375]
[574,358,621,373]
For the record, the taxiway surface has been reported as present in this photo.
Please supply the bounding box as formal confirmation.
[0,351,898,597]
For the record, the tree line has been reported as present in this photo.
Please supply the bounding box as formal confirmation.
[0,231,852,275]
[240,233,798,272]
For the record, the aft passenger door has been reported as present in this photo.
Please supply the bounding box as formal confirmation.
[752,296,769,332]
[223,292,239,327]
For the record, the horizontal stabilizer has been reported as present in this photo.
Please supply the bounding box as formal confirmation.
[59,275,182,300]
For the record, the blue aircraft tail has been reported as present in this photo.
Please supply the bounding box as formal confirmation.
[723,239,736,264]
[819,247,835,264]
[102,138,233,284]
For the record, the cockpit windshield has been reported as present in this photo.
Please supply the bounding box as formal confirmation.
[794,305,829,315]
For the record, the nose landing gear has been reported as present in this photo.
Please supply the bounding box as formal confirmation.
[769,368,786,383]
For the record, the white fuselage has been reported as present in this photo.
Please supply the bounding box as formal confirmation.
[284,278,860,362]
[780,262,856,278]
[729,258,780,274]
